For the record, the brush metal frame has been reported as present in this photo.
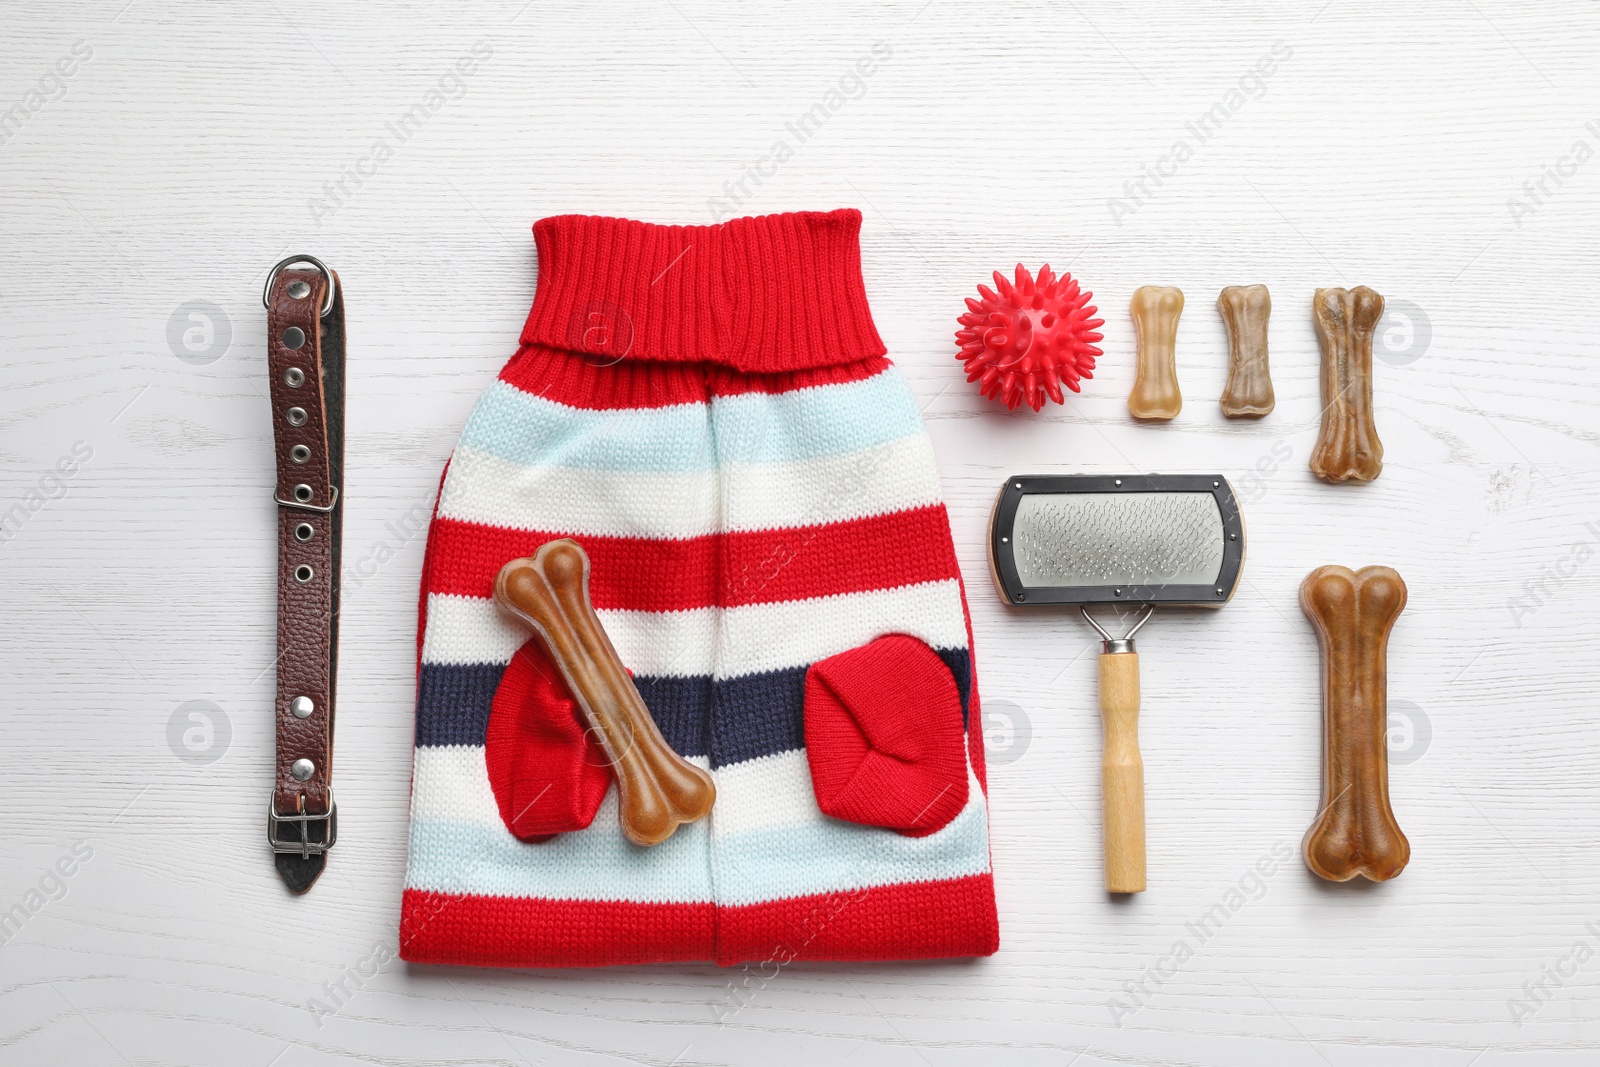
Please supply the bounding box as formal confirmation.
[990,474,1245,607]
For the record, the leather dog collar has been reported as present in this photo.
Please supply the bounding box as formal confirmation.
[263,255,345,894]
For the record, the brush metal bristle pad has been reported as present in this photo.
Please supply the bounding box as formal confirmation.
[988,474,1245,606]
[1013,492,1224,587]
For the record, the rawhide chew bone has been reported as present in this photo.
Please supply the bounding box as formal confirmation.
[955,264,1104,411]
[1128,286,1184,420]
[1310,286,1385,482]
[1217,285,1274,418]
[1300,565,1410,882]
[494,539,716,846]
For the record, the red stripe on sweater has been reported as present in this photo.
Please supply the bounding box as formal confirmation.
[399,890,714,968]
[717,872,998,966]
[416,459,452,671]
[423,505,961,611]
[499,343,893,411]
[398,873,998,968]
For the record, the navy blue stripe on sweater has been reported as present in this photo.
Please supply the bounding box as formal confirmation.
[413,648,972,768]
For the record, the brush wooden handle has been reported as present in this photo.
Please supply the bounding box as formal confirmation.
[494,539,715,847]
[1098,650,1146,893]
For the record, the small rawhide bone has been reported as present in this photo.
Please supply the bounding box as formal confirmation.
[1310,286,1385,482]
[1300,565,1409,882]
[1217,285,1274,418]
[494,539,715,846]
[1128,285,1184,420]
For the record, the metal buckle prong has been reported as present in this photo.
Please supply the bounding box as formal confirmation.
[273,486,338,512]
[267,793,338,858]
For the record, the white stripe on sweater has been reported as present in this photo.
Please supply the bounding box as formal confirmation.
[409,744,988,843]
[421,579,968,678]
[437,444,718,540]
[434,433,943,541]
[706,748,984,839]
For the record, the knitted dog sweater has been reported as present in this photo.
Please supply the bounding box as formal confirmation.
[400,209,1000,967]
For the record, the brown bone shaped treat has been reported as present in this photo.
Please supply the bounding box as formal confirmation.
[1217,285,1274,418]
[1300,565,1410,882]
[494,539,715,846]
[1310,286,1385,482]
[1127,286,1184,420]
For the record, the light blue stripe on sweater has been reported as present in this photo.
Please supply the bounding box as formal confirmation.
[459,381,715,473]
[457,371,924,473]
[406,806,716,905]
[404,796,989,907]
[710,370,924,465]
[708,794,990,908]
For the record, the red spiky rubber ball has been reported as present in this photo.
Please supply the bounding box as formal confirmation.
[956,264,1104,411]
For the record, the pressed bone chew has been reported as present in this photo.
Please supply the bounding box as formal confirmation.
[1127,286,1184,420]
[1300,565,1409,882]
[1217,285,1274,418]
[494,539,716,846]
[1310,286,1385,482]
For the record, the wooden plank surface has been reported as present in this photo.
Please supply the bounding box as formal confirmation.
[3,0,1599,1063]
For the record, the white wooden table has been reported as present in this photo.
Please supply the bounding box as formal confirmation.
[4,1,1599,1063]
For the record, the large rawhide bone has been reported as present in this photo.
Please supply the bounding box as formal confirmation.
[494,539,715,846]
[1300,565,1409,882]
[1310,286,1385,482]
[1128,286,1184,420]
[1217,285,1274,418]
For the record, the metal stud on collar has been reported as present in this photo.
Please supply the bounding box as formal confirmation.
[291,758,315,781]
